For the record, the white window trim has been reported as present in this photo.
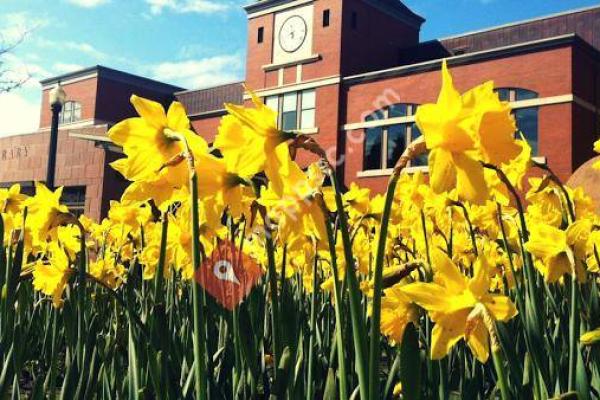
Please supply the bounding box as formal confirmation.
[266,90,317,132]
[343,94,575,131]
[357,157,547,178]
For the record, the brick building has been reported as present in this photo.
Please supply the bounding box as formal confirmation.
[1,1,599,217]
[0,67,181,220]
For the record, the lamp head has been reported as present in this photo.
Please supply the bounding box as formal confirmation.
[49,82,67,107]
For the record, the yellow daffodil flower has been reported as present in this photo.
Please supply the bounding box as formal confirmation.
[380,283,419,345]
[26,183,70,251]
[415,60,519,204]
[401,249,518,362]
[258,161,327,245]
[109,95,209,205]
[32,243,74,308]
[0,184,27,215]
[524,222,587,283]
[215,89,295,196]
[581,327,600,345]
[90,252,126,289]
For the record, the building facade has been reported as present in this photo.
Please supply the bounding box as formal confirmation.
[0,67,181,220]
[1,0,599,217]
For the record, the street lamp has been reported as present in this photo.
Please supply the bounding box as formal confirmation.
[46,82,67,189]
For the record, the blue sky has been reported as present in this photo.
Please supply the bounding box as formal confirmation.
[0,0,597,136]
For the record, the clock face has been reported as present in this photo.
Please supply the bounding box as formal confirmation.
[278,15,308,53]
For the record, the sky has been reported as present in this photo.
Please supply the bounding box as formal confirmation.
[0,0,597,137]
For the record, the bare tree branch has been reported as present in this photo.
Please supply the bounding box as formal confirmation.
[0,26,33,93]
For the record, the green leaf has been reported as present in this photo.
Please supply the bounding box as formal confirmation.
[400,324,421,400]
[323,369,337,400]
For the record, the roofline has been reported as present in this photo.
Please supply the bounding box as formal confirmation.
[40,65,185,92]
[440,5,600,41]
[344,34,595,85]
[244,0,424,27]
[174,80,245,96]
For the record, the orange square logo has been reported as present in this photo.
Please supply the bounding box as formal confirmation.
[196,240,263,310]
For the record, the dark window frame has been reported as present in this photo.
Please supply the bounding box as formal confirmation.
[363,104,423,171]
[257,26,264,43]
[323,9,330,27]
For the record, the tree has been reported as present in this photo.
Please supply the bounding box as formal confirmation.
[0,30,30,93]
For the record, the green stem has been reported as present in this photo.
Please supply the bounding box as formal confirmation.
[306,253,318,400]
[153,213,168,302]
[368,171,400,400]
[328,169,369,400]
[568,273,579,391]
[76,221,87,370]
[492,347,511,400]
[263,212,281,377]
[322,203,349,400]
[190,173,208,400]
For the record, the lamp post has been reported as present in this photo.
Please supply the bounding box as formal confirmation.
[46,82,66,190]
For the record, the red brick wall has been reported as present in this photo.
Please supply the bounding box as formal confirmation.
[246,12,276,89]
[343,46,574,191]
[40,77,98,129]
[190,115,223,144]
[246,0,345,89]
[340,0,420,76]
[0,126,109,220]
[302,0,344,81]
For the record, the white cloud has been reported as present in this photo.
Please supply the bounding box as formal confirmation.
[1,52,51,90]
[146,0,230,15]
[64,42,107,60]
[0,91,40,137]
[36,38,107,61]
[150,53,244,89]
[53,62,85,74]
[0,12,50,45]
[65,0,110,7]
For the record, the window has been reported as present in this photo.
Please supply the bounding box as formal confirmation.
[323,9,330,27]
[258,27,264,43]
[61,186,86,217]
[363,104,423,171]
[60,101,82,124]
[351,11,358,29]
[495,88,539,155]
[265,89,316,131]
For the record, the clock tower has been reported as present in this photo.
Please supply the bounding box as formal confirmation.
[243,0,424,165]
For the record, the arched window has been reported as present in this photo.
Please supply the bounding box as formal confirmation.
[363,103,425,171]
[495,88,539,155]
[60,101,82,124]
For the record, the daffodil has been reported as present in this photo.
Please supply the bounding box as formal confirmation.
[109,95,209,205]
[215,89,294,195]
[195,149,257,221]
[90,252,126,289]
[486,138,532,206]
[401,249,518,362]
[32,243,74,308]
[581,327,600,345]
[415,60,519,204]
[380,283,419,345]
[0,184,27,215]
[524,222,587,283]
[258,161,327,245]
[26,183,70,251]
